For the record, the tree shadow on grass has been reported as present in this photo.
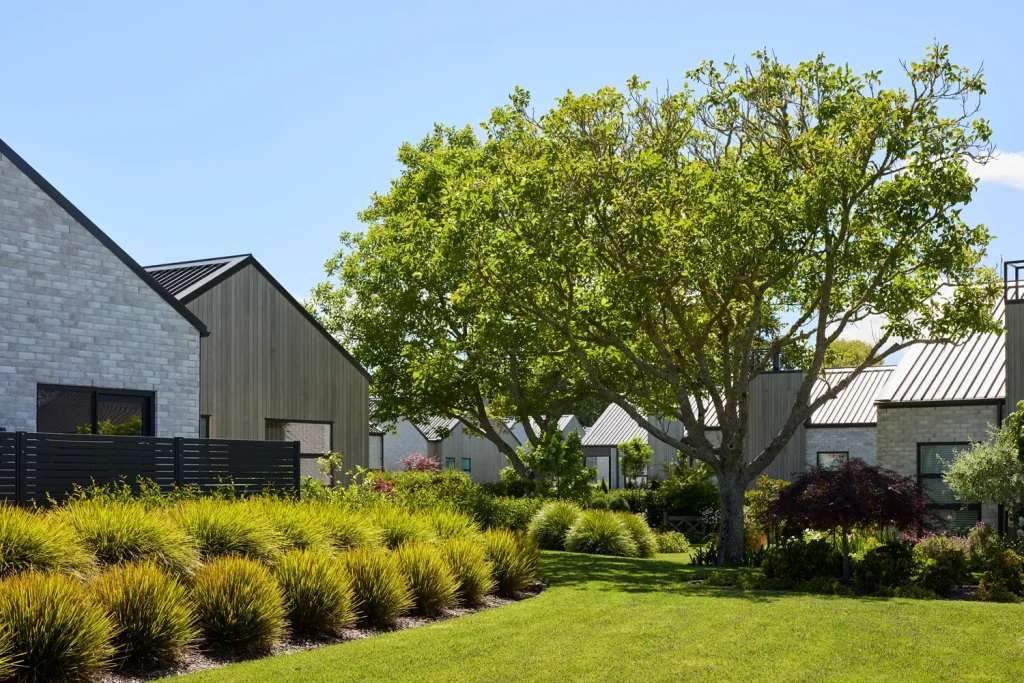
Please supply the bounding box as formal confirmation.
[540,551,865,604]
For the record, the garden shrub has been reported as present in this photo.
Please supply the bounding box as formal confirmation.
[315,505,382,550]
[875,584,939,600]
[656,531,691,554]
[564,510,638,558]
[57,500,199,576]
[608,496,630,513]
[974,581,1020,603]
[424,509,480,540]
[371,506,435,549]
[169,499,284,563]
[587,496,610,511]
[484,529,540,597]
[0,505,93,580]
[440,538,494,606]
[967,522,1001,570]
[975,549,1024,602]
[473,496,542,532]
[616,512,658,559]
[913,535,971,595]
[527,500,581,551]
[273,549,356,637]
[244,499,331,551]
[90,561,197,668]
[852,542,915,592]
[342,547,413,628]
[0,571,115,680]
[645,461,720,524]
[395,543,458,616]
[761,538,841,581]
[191,556,286,652]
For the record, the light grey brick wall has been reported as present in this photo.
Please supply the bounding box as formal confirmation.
[805,427,877,467]
[877,403,1001,526]
[0,152,200,436]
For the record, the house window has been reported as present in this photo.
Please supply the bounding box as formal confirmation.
[37,385,153,436]
[445,457,456,470]
[199,415,210,438]
[918,443,980,532]
[461,458,471,473]
[817,451,849,470]
[265,419,331,456]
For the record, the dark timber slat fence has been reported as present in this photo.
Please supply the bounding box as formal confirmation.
[0,432,300,504]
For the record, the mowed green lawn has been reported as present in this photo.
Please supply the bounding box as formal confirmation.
[175,552,1024,682]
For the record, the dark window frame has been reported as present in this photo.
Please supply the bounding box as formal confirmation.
[37,383,155,436]
[917,442,981,529]
[444,457,456,470]
[264,418,334,457]
[817,451,850,469]
[199,415,211,438]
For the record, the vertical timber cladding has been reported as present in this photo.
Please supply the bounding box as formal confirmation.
[744,371,807,483]
[184,264,370,474]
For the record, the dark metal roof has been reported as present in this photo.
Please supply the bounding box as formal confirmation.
[808,366,894,426]
[146,255,248,298]
[876,299,1005,405]
[145,254,371,382]
[0,137,209,336]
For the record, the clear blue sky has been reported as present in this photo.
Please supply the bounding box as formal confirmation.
[4,0,1024,301]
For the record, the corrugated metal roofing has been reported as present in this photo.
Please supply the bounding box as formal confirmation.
[416,416,459,442]
[581,403,649,447]
[877,299,1005,404]
[146,255,249,299]
[808,366,893,426]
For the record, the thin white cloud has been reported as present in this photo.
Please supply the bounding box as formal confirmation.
[968,151,1024,191]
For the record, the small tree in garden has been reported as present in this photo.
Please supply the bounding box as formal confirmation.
[619,437,653,510]
[518,429,596,501]
[944,422,1024,539]
[400,453,441,472]
[771,459,926,582]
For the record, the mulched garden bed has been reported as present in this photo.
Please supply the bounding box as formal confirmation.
[99,582,547,682]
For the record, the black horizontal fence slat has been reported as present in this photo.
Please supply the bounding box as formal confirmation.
[7,432,300,504]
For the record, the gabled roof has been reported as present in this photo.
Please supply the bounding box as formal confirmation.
[582,403,649,447]
[876,299,1005,405]
[417,417,461,442]
[808,366,894,426]
[0,137,209,336]
[145,254,371,381]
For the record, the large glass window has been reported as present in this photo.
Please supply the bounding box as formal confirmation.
[265,419,331,455]
[817,451,849,470]
[445,457,456,470]
[37,385,153,435]
[919,443,980,532]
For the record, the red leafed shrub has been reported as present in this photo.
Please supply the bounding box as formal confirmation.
[371,479,395,495]
[400,454,441,472]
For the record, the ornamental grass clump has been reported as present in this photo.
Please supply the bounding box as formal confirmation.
[90,562,198,669]
[170,499,284,563]
[424,508,480,540]
[616,512,658,559]
[371,506,435,549]
[315,505,382,550]
[440,538,494,606]
[244,498,331,552]
[395,543,458,616]
[191,556,286,652]
[564,510,638,558]
[57,500,199,576]
[0,571,115,681]
[484,529,539,597]
[342,547,413,629]
[527,501,581,551]
[0,505,93,579]
[273,549,356,637]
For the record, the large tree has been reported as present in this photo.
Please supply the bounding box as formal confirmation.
[944,421,1024,539]
[459,45,1000,562]
[310,126,595,475]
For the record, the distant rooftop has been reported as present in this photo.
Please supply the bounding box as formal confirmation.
[145,255,250,300]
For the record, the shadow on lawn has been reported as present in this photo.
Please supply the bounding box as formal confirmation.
[540,552,863,604]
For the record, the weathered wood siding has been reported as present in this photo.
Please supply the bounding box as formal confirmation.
[1007,300,1024,414]
[185,264,369,472]
[744,372,807,483]
[435,423,516,483]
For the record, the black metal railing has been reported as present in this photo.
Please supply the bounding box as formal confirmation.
[1005,260,1024,302]
[0,432,300,504]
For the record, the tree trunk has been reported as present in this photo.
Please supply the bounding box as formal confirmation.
[717,475,747,565]
[841,528,850,584]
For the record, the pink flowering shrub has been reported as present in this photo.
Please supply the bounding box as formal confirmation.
[400,453,441,472]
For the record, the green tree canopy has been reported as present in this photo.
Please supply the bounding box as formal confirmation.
[824,339,882,369]
[944,424,1024,539]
